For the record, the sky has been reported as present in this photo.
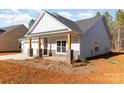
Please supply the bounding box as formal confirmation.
[0,9,118,28]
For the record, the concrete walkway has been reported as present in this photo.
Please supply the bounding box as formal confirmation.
[0,53,34,60]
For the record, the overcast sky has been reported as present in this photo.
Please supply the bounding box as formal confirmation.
[0,9,117,28]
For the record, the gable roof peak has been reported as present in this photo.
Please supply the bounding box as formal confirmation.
[45,11,82,32]
[75,15,104,33]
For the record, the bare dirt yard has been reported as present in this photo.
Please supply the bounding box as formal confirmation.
[0,52,124,84]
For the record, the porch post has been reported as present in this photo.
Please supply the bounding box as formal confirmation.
[67,33,73,63]
[29,38,32,49]
[68,33,71,49]
[42,37,44,55]
[37,35,42,57]
[38,35,41,49]
[28,37,33,57]
[48,37,52,56]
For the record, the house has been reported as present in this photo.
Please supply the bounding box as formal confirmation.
[19,11,111,63]
[0,24,28,52]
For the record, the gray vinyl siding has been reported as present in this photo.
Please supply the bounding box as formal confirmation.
[80,19,111,58]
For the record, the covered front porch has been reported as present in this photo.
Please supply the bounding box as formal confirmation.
[27,32,80,63]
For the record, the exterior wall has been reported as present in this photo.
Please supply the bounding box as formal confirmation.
[48,34,67,51]
[21,38,42,56]
[0,26,27,52]
[21,40,29,53]
[21,34,80,59]
[80,19,111,58]
[32,40,38,55]
[48,34,80,59]
[48,34,80,51]
[31,13,67,34]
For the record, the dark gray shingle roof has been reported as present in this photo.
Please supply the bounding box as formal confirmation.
[45,11,82,32]
[26,11,104,36]
[75,16,103,33]
[0,24,27,35]
[46,11,103,34]
[2,24,25,31]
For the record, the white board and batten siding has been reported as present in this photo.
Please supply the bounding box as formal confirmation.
[80,19,111,58]
[31,13,68,34]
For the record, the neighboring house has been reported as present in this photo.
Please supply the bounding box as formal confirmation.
[0,24,28,52]
[19,11,111,62]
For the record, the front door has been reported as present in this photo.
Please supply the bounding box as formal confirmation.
[44,38,48,55]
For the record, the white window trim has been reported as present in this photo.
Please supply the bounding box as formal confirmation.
[56,39,67,54]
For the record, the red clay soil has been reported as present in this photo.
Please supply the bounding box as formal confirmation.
[0,53,124,84]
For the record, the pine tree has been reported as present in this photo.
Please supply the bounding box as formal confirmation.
[104,11,113,31]
[29,19,35,29]
[95,12,101,17]
[115,9,124,50]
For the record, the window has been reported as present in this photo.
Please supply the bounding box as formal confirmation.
[57,40,66,53]
[57,41,61,52]
[95,46,99,52]
[95,41,100,52]
[62,41,66,52]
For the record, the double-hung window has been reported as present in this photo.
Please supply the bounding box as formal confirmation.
[57,41,61,52]
[57,41,66,53]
